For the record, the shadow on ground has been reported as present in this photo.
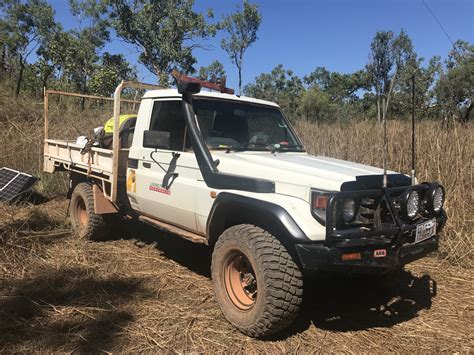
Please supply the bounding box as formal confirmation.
[279,269,435,338]
[110,219,212,278]
[110,219,437,339]
[0,266,153,352]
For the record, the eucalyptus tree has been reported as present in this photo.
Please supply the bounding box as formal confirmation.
[244,64,303,119]
[108,0,216,86]
[435,40,473,122]
[198,60,226,82]
[366,29,415,123]
[1,0,56,96]
[220,0,261,94]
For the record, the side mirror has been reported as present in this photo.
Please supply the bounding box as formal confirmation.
[143,130,171,150]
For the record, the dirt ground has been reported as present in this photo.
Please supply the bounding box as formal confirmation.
[0,198,472,353]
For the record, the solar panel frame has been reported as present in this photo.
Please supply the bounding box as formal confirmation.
[0,167,38,202]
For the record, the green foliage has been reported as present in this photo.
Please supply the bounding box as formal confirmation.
[0,0,472,125]
[1,0,57,96]
[109,0,216,86]
[299,87,337,122]
[89,52,136,97]
[199,60,226,82]
[304,67,370,102]
[244,64,303,119]
[366,29,415,123]
[435,40,473,122]
[220,0,261,94]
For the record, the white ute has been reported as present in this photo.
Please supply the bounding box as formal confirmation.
[43,72,447,337]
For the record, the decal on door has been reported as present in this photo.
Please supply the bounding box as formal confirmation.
[149,182,171,195]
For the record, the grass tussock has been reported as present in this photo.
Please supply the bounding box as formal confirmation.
[294,120,473,267]
[0,89,472,352]
[0,201,472,352]
[0,90,472,265]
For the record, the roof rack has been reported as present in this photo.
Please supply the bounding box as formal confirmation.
[171,70,235,95]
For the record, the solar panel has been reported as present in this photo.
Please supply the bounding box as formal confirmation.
[0,167,38,202]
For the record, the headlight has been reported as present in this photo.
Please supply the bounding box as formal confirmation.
[401,190,420,220]
[433,187,444,212]
[342,198,356,222]
[426,185,445,214]
[311,190,331,224]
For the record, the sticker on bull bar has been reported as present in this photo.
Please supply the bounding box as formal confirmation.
[374,249,387,258]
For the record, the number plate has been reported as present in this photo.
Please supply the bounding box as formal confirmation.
[415,218,436,243]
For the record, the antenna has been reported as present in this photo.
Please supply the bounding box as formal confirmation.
[383,112,388,187]
[422,0,463,59]
[411,74,416,185]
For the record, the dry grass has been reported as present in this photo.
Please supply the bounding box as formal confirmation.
[294,120,474,267]
[0,200,473,353]
[0,89,473,351]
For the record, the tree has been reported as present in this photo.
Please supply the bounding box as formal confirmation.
[304,67,369,102]
[390,55,441,119]
[89,52,136,96]
[199,60,226,82]
[1,0,56,96]
[108,0,216,86]
[244,64,303,119]
[366,29,415,123]
[299,87,337,122]
[435,40,474,122]
[62,25,109,97]
[220,0,261,94]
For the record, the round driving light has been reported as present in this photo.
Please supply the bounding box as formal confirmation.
[406,190,420,219]
[342,198,356,222]
[432,186,444,212]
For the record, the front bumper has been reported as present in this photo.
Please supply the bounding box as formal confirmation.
[295,235,439,273]
[298,182,447,273]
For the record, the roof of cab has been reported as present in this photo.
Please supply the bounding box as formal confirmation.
[141,88,279,108]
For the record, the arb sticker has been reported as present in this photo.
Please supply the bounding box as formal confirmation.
[374,249,387,258]
[149,182,171,195]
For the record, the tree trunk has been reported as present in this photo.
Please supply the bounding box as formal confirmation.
[376,97,381,124]
[238,67,242,96]
[15,57,24,98]
[462,103,472,123]
[382,96,386,123]
[81,77,87,111]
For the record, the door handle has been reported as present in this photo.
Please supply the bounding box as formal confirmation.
[143,162,151,168]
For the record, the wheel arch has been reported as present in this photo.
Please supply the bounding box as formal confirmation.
[206,192,310,249]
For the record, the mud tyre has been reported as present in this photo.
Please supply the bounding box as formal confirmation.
[211,224,303,337]
[69,182,111,241]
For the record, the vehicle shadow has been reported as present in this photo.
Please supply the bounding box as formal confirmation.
[266,269,436,339]
[110,219,212,278]
[109,220,436,338]
[0,266,153,352]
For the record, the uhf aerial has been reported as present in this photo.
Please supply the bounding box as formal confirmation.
[382,74,417,187]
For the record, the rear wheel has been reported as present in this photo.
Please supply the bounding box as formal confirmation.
[69,182,111,240]
[212,224,303,337]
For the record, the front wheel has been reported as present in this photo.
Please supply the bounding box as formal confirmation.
[211,224,303,337]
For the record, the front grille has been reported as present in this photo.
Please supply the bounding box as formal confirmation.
[325,183,439,243]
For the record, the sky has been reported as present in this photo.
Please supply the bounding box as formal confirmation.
[49,0,474,89]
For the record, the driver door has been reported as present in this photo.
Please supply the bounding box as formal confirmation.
[131,99,199,231]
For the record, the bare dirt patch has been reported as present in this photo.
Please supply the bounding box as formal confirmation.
[0,200,472,353]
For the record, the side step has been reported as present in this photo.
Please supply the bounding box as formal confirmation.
[138,215,208,245]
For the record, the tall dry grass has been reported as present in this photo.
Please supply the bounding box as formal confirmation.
[0,90,472,266]
[294,119,473,266]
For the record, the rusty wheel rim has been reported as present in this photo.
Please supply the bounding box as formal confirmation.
[76,198,88,228]
[224,251,257,311]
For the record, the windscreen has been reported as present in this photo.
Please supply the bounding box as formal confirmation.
[192,98,304,152]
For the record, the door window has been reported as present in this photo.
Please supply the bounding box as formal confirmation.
[149,100,186,151]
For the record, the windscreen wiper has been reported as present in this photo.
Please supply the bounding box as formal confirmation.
[225,142,271,153]
[271,144,304,153]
